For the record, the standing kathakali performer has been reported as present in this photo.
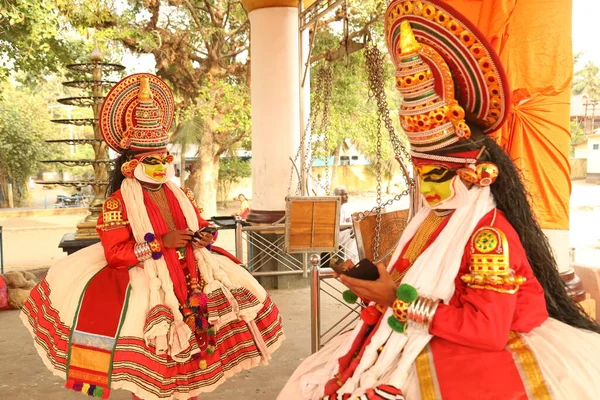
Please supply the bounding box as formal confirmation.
[21,73,284,400]
[278,1,600,399]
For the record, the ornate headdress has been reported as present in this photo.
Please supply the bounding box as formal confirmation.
[385,0,511,186]
[100,73,175,154]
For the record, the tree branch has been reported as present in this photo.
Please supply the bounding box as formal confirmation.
[221,45,249,59]
[203,0,217,24]
[310,14,381,63]
[223,0,233,27]
[187,41,209,57]
[146,1,160,29]
[225,20,249,38]
[182,0,203,27]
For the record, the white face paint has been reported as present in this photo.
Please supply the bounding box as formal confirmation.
[426,176,471,210]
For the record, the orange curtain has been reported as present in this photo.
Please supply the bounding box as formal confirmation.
[445,0,572,230]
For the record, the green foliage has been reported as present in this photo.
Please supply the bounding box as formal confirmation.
[570,119,585,157]
[572,61,600,100]
[186,78,251,149]
[0,0,86,83]
[172,77,251,174]
[310,28,409,193]
[311,49,398,156]
[0,82,63,205]
[55,0,250,103]
[56,0,253,211]
[217,157,250,204]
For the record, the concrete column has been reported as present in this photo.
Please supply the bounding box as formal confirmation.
[244,4,301,223]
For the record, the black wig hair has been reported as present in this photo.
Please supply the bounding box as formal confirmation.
[432,126,600,333]
[106,150,142,197]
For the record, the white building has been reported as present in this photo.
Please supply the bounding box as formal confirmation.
[572,132,600,183]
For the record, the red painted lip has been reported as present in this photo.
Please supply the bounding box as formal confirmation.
[153,172,166,177]
[425,194,441,202]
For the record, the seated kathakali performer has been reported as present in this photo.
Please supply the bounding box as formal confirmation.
[278,1,600,399]
[21,73,284,400]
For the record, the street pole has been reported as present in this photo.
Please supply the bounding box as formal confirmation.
[7,184,14,209]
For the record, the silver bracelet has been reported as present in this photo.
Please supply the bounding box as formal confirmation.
[407,296,440,332]
[134,242,152,262]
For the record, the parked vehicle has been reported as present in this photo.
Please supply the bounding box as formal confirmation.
[54,193,90,208]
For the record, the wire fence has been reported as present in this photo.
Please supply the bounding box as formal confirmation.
[228,219,359,353]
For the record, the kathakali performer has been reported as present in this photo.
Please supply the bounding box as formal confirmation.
[21,73,284,400]
[278,1,600,399]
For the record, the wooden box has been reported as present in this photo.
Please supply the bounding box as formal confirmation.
[352,209,409,265]
[285,196,340,253]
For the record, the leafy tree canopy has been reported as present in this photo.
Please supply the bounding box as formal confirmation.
[0,0,87,83]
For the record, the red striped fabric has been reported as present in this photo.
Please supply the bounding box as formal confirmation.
[23,278,284,399]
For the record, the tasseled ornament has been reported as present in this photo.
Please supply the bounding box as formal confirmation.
[360,305,381,325]
[87,385,96,396]
[343,289,358,304]
[188,291,202,307]
[195,314,208,331]
[388,315,406,333]
[206,344,216,355]
[199,359,208,369]
[396,284,418,303]
[198,292,208,309]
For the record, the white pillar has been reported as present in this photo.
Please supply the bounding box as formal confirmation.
[543,228,571,273]
[301,26,312,194]
[248,7,300,222]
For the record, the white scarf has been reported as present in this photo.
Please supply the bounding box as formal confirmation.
[121,180,267,359]
[302,184,496,399]
[121,179,192,358]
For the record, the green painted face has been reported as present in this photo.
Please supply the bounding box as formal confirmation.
[140,153,169,183]
[416,165,456,207]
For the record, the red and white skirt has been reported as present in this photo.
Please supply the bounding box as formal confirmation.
[21,243,284,400]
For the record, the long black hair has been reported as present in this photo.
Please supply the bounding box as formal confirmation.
[433,127,600,333]
[106,150,141,196]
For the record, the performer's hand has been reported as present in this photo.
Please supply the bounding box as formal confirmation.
[339,263,397,307]
[162,230,194,248]
[192,231,214,248]
[331,259,354,278]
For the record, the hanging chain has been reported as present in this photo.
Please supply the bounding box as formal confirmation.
[320,67,333,195]
[364,43,412,169]
[373,97,383,260]
[288,65,333,196]
[363,41,417,258]
[304,66,333,193]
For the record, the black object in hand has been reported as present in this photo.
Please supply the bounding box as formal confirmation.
[332,258,380,281]
[193,225,219,240]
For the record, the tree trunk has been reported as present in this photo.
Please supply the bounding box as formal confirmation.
[192,138,220,218]
[330,143,342,190]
